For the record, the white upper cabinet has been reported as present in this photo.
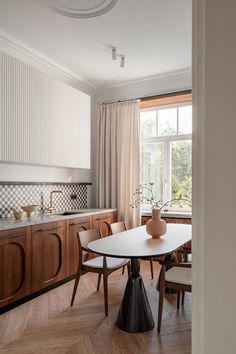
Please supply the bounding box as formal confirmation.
[0,52,91,169]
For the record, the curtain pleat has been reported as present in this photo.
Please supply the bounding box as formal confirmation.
[96,100,140,228]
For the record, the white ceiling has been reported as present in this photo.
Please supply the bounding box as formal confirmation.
[0,0,192,88]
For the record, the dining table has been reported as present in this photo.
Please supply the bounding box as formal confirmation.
[88,223,192,333]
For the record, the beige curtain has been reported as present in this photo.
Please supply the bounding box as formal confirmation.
[96,99,140,228]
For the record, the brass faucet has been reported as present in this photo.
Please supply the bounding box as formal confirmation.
[48,190,63,213]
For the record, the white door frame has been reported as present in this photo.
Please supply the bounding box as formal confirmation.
[192,0,206,353]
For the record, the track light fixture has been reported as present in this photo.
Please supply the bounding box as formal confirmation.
[111,47,126,68]
[112,47,117,60]
[120,55,125,68]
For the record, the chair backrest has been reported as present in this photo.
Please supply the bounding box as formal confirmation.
[78,228,102,252]
[110,221,127,235]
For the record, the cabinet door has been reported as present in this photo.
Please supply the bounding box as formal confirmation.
[162,217,192,224]
[31,221,66,292]
[141,216,192,225]
[0,227,31,308]
[92,212,117,237]
[67,216,92,276]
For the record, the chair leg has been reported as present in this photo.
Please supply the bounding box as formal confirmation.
[150,259,154,279]
[157,266,165,333]
[97,273,102,291]
[177,290,180,310]
[71,273,81,306]
[181,291,185,306]
[103,274,108,316]
[122,266,125,275]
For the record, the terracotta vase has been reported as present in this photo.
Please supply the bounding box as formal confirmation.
[146,209,167,239]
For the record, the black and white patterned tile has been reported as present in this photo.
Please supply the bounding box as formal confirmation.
[0,183,89,218]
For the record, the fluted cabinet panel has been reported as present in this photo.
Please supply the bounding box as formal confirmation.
[0,52,91,168]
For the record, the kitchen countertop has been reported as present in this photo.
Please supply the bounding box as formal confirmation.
[0,208,117,231]
[142,210,192,219]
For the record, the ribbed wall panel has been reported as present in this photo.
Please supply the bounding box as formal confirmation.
[0,51,91,169]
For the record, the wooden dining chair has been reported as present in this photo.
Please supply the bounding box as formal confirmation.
[110,221,156,279]
[157,261,192,333]
[70,228,130,316]
[176,241,192,263]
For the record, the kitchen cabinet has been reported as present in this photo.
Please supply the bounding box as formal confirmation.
[0,51,91,169]
[31,221,67,292]
[141,215,191,225]
[67,216,92,276]
[92,212,117,237]
[0,227,31,308]
[0,209,117,312]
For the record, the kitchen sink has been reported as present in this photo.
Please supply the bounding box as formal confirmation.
[60,211,84,216]
[45,209,91,216]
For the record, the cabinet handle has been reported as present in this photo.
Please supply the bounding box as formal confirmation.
[38,226,60,232]
[7,232,25,238]
[95,216,109,221]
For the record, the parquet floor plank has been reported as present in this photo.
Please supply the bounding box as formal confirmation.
[0,261,191,354]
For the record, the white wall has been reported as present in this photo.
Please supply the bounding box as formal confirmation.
[0,33,95,184]
[193,1,236,353]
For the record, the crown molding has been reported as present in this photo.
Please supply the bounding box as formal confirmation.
[0,30,192,93]
[99,68,192,89]
[0,29,96,90]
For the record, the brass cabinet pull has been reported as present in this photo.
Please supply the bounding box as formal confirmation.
[38,226,60,232]
[0,232,26,240]
[7,232,25,238]
[95,216,109,221]
[0,232,26,239]
[70,221,88,226]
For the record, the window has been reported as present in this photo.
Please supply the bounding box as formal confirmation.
[140,93,192,210]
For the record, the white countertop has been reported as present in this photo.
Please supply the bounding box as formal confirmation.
[0,208,117,231]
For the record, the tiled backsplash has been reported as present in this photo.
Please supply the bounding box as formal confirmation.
[0,182,91,218]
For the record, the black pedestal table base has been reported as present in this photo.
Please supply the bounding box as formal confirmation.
[116,258,155,333]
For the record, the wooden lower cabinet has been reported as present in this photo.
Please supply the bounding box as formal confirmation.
[141,215,191,225]
[67,216,92,276]
[31,221,67,292]
[0,210,117,310]
[0,227,31,308]
[92,212,116,237]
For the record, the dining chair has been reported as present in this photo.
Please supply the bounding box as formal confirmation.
[175,244,192,305]
[110,221,156,279]
[70,228,130,316]
[157,261,192,333]
[176,241,192,263]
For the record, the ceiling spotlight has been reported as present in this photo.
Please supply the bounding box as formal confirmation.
[120,55,125,68]
[112,47,117,60]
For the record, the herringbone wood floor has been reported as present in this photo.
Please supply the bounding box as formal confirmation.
[0,261,191,354]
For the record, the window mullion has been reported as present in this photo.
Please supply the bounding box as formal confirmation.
[163,139,170,203]
[177,107,179,134]
[156,109,158,136]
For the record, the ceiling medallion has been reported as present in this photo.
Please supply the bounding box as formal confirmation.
[40,0,118,18]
